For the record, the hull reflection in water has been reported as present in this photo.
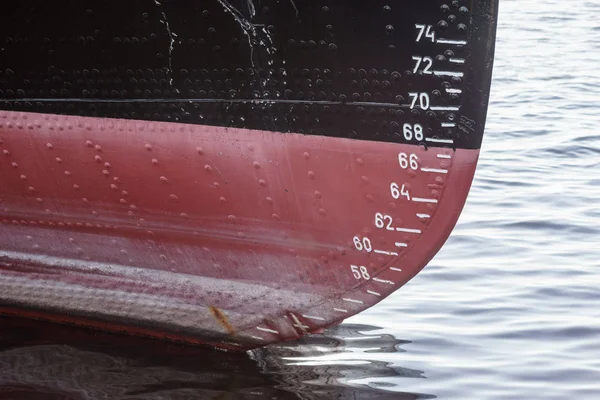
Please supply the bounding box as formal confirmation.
[0,317,433,399]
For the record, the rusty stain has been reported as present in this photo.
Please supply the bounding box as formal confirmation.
[209,306,235,335]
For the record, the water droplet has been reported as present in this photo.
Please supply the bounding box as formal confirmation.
[308,171,315,179]
[145,144,152,151]
[170,194,178,200]
[204,164,212,172]
[160,176,169,183]
[303,152,310,160]
[46,143,53,149]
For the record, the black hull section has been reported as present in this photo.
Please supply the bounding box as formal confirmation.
[0,0,498,149]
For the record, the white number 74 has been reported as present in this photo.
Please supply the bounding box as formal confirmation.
[415,24,435,42]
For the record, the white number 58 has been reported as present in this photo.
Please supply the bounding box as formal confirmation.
[351,265,371,280]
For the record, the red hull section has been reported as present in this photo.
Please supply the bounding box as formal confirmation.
[0,111,477,350]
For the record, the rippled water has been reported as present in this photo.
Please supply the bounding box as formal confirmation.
[2,0,600,398]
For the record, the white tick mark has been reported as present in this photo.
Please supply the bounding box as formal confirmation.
[436,38,468,45]
[433,71,464,78]
[430,106,460,111]
[412,197,438,204]
[302,314,325,321]
[374,249,399,256]
[372,277,395,285]
[426,137,454,144]
[343,297,364,304]
[396,227,422,234]
[421,168,448,174]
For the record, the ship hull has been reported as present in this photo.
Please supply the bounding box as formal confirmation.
[0,0,497,350]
